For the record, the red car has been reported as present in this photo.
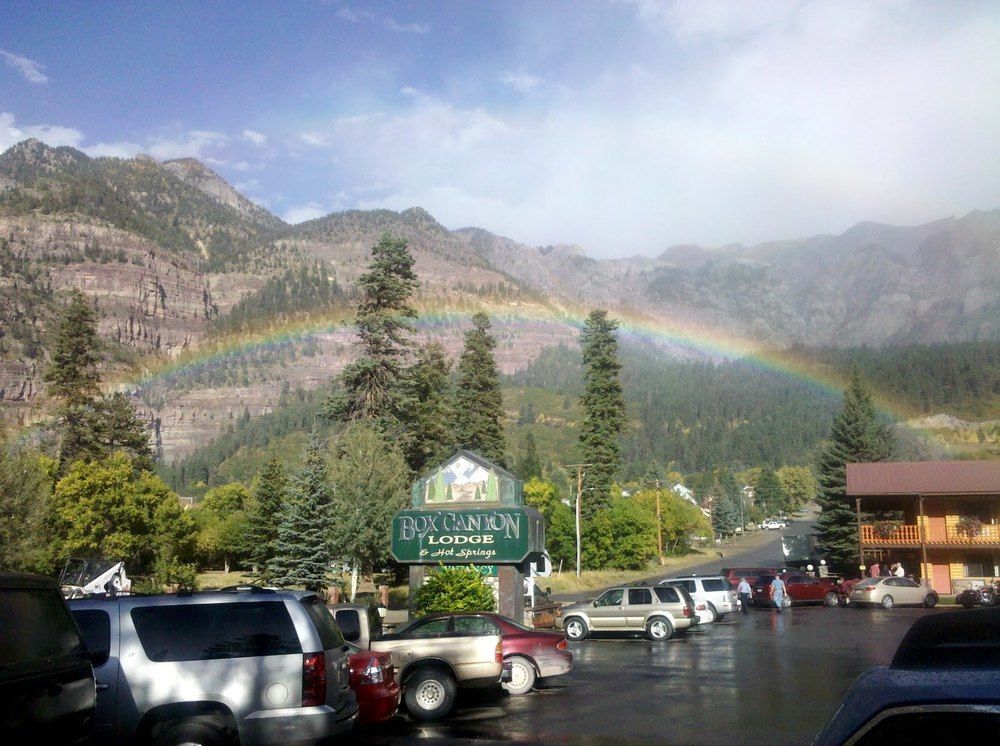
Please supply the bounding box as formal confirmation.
[476,613,573,695]
[751,572,848,608]
[347,643,401,725]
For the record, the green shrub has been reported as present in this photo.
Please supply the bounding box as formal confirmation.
[583,497,657,570]
[414,565,495,615]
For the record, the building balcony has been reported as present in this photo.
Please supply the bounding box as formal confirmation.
[861,523,1000,547]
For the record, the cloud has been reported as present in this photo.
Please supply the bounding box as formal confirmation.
[283,201,330,223]
[147,130,228,160]
[0,112,83,150]
[384,18,430,34]
[336,4,429,34]
[299,131,332,148]
[85,141,144,158]
[0,49,49,84]
[242,129,267,146]
[500,71,541,93]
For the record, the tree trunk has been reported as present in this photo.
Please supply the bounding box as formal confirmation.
[224,557,230,574]
[350,565,359,602]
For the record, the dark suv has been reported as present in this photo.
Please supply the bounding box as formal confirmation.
[70,587,357,744]
[0,573,96,742]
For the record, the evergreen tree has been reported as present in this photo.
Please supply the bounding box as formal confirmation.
[816,369,896,565]
[270,438,333,592]
[399,341,453,473]
[578,310,626,517]
[515,431,542,481]
[44,291,103,469]
[453,312,506,465]
[245,458,287,582]
[755,466,786,517]
[94,392,153,471]
[711,472,742,537]
[324,233,418,425]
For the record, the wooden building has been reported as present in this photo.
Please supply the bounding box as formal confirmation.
[848,461,1000,594]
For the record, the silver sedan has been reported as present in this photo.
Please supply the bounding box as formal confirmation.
[849,576,939,609]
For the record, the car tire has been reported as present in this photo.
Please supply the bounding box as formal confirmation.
[564,616,589,641]
[881,594,894,610]
[962,600,976,609]
[404,668,457,722]
[923,593,938,608]
[705,604,718,623]
[502,655,536,696]
[151,718,234,746]
[824,591,840,607]
[646,616,674,641]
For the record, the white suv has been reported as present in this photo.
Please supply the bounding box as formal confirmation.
[659,576,737,624]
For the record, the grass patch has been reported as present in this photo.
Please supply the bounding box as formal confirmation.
[544,551,709,595]
[197,569,252,589]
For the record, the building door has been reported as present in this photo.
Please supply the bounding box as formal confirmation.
[931,564,951,594]
[926,515,946,543]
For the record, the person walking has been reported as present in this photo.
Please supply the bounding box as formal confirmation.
[738,577,752,614]
[769,575,788,614]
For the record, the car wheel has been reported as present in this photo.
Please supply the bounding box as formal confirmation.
[824,591,840,607]
[923,593,938,608]
[881,594,894,609]
[705,604,718,623]
[404,668,457,722]
[646,617,674,641]
[151,718,234,746]
[962,600,976,609]
[502,655,537,696]
[564,617,589,641]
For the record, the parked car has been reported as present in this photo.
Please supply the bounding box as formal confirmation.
[814,608,1000,745]
[721,567,792,590]
[473,612,572,695]
[70,587,358,744]
[849,576,939,609]
[659,575,738,623]
[750,573,847,607]
[1,573,96,743]
[345,642,400,725]
[956,581,1000,609]
[371,612,509,722]
[763,519,787,530]
[557,583,698,641]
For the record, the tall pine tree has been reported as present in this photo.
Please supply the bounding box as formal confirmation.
[453,312,506,465]
[578,309,626,517]
[270,438,333,592]
[515,431,542,481]
[399,341,454,473]
[755,466,786,517]
[324,232,418,425]
[816,369,895,566]
[244,457,287,582]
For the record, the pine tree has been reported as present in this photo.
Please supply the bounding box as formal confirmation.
[755,466,786,517]
[515,431,542,481]
[399,341,453,473]
[578,310,626,517]
[453,312,507,465]
[816,369,895,565]
[324,233,418,426]
[244,458,287,582]
[94,392,154,471]
[270,438,333,592]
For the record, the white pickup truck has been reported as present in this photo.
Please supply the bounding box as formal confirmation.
[371,612,510,721]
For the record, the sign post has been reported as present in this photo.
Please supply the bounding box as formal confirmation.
[393,450,545,619]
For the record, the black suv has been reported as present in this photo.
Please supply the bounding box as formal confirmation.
[0,573,96,742]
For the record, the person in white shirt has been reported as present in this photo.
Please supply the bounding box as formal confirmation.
[894,562,905,577]
[737,578,752,615]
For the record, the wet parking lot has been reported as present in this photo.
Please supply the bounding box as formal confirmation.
[356,605,952,744]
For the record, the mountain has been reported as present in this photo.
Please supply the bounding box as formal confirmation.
[1,138,997,462]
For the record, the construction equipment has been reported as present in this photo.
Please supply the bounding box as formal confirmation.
[59,559,131,599]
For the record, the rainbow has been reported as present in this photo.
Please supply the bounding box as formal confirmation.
[123,298,923,429]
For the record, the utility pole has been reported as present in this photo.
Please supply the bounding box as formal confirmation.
[567,463,592,578]
[655,478,664,564]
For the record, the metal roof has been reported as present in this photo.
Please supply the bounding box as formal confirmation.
[846,461,1000,497]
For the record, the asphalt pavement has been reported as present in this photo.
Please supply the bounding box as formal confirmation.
[356,604,953,745]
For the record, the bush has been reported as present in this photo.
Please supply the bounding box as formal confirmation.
[415,565,495,615]
[583,497,658,570]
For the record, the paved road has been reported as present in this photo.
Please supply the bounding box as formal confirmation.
[355,604,952,744]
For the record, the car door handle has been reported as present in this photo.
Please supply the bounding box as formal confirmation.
[96,683,110,691]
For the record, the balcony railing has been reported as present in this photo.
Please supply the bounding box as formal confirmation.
[861,523,1000,546]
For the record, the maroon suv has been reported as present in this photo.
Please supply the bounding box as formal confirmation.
[751,573,847,607]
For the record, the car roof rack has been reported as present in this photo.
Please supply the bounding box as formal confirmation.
[218,585,277,594]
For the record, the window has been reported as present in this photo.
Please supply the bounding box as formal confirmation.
[0,588,83,666]
[702,579,728,592]
[884,578,900,587]
[628,588,652,605]
[654,586,680,603]
[334,609,362,643]
[404,618,450,637]
[72,609,111,667]
[131,601,301,662]
[898,578,920,588]
[452,616,499,636]
[855,710,1000,744]
[302,597,345,649]
[965,562,985,578]
[595,589,624,607]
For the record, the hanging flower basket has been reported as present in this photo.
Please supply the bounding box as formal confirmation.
[956,515,983,539]
[873,520,902,539]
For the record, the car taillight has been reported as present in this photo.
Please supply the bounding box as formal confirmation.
[557,639,567,651]
[361,656,384,685]
[696,604,706,611]
[683,606,692,617]
[495,641,503,664]
[302,652,327,707]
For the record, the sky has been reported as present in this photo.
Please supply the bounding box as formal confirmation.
[1,0,998,258]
